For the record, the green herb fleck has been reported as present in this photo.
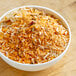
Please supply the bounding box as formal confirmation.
[32,27,34,32]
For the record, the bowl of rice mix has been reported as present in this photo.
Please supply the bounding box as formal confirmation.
[0,5,71,71]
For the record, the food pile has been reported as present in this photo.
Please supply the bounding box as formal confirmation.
[0,8,69,64]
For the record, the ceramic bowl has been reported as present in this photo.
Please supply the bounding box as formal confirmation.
[0,5,71,71]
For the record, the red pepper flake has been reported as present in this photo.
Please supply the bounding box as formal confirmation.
[29,21,35,26]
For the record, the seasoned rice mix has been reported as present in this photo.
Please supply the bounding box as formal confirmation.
[0,8,69,64]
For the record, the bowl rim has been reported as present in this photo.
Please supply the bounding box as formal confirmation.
[0,5,71,66]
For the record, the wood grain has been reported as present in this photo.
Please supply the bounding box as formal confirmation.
[0,0,76,76]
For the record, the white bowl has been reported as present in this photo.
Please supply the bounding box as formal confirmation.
[0,5,71,71]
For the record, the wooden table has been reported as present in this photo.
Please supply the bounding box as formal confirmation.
[0,0,76,76]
